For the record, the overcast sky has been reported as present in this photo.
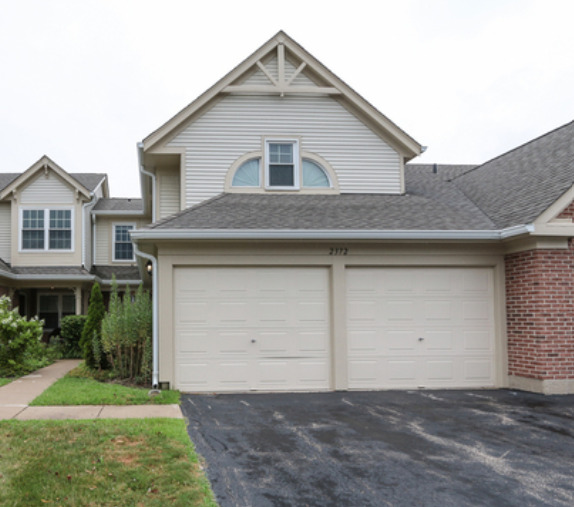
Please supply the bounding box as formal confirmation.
[1,0,573,197]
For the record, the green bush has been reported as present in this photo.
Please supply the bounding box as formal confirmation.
[0,296,46,376]
[53,315,87,358]
[102,279,152,383]
[80,283,108,370]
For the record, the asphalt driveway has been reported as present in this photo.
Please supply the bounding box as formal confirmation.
[181,390,574,506]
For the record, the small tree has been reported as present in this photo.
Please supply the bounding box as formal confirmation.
[80,282,107,370]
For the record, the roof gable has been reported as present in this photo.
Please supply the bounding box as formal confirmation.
[143,31,422,160]
[0,155,99,200]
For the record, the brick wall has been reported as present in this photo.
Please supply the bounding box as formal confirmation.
[505,242,574,380]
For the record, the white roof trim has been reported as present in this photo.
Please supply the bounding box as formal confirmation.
[132,225,534,241]
[91,210,144,216]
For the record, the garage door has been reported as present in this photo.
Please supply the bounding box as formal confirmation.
[347,267,496,389]
[174,267,331,392]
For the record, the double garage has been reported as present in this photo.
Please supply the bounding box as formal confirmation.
[170,255,501,393]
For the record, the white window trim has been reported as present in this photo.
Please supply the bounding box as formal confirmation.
[264,139,300,190]
[112,222,136,262]
[19,207,74,253]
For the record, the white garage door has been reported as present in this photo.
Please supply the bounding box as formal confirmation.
[347,267,496,389]
[174,267,331,392]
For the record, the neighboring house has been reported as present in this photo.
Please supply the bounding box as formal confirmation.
[131,31,574,395]
[0,155,146,335]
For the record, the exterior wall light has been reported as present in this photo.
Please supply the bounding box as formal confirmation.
[146,260,153,276]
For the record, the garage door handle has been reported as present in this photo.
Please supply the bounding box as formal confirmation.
[418,337,424,342]
[251,339,256,343]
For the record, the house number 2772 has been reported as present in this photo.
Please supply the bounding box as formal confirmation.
[329,247,348,256]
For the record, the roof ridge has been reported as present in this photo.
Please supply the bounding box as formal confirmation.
[451,118,574,181]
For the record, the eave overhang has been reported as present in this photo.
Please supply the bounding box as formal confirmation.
[131,224,534,242]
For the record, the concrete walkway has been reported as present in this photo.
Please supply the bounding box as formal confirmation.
[0,360,182,421]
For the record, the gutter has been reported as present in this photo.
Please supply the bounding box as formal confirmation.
[82,178,105,268]
[131,224,535,241]
[133,243,159,390]
[0,272,96,282]
[137,142,156,223]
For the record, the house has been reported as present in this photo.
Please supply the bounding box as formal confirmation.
[0,155,146,335]
[131,31,574,395]
[4,32,573,395]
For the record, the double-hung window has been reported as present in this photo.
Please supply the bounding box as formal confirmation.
[21,209,72,251]
[265,140,299,189]
[113,224,135,261]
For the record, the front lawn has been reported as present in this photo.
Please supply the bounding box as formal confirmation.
[0,378,11,388]
[0,418,216,506]
[30,376,180,406]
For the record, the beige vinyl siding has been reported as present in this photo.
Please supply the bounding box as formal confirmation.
[157,168,181,219]
[0,203,11,263]
[168,94,401,207]
[20,173,74,204]
[95,217,147,265]
[95,219,110,264]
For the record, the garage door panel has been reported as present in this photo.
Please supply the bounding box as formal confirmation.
[175,267,331,392]
[347,267,496,389]
[464,330,493,351]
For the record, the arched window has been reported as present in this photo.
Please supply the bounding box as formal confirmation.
[302,159,330,188]
[231,158,261,187]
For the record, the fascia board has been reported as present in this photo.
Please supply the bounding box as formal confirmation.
[98,279,143,286]
[91,210,145,216]
[131,226,534,241]
[0,273,95,282]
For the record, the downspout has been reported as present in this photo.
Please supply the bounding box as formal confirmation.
[137,142,156,223]
[82,192,97,268]
[133,243,159,390]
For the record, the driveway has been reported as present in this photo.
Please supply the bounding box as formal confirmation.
[181,390,574,506]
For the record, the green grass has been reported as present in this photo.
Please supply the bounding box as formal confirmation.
[30,376,180,406]
[0,378,11,388]
[0,418,217,506]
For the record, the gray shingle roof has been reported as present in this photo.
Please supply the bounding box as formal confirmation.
[147,165,496,231]
[69,173,106,192]
[145,120,574,233]
[91,265,142,281]
[0,173,20,191]
[93,198,143,212]
[452,120,574,228]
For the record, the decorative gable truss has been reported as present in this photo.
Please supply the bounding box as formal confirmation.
[223,41,341,98]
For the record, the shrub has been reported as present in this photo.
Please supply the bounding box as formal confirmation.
[102,278,152,383]
[0,296,45,376]
[80,283,108,370]
[53,315,87,358]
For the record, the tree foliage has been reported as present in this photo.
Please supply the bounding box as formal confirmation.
[80,283,107,370]
[101,278,152,382]
[55,314,87,358]
[0,296,45,376]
